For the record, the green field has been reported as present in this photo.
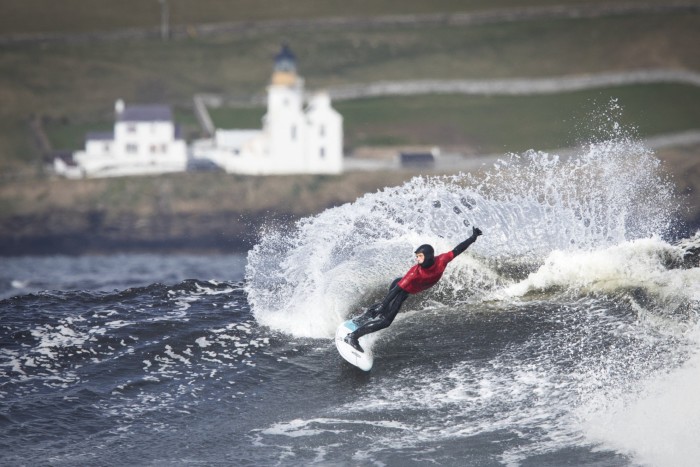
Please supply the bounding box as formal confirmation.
[1,4,699,174]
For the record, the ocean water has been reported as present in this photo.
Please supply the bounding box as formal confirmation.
[2,135,699,466]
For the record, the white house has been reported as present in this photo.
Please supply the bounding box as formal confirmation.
[54,100,187,178]
[191,45,343,175]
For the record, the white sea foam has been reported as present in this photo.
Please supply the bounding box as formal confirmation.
[254,349,587,464]
[254,287,698,464]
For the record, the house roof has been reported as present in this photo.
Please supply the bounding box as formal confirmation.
[86,131,114,141]
[118,104,173,122]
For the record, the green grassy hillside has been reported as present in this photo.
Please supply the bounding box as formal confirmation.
[1,4,698,173]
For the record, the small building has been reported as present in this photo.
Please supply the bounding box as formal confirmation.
[191,45,343,175]
[54,100,187,178]
[399,151,436,168]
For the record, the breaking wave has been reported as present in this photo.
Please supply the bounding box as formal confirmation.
[245,134,682,338]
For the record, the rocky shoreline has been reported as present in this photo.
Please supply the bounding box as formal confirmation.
[3,201,698,258]
[0,171,418,256]
[2,189,698,258]
[2,141,698,257]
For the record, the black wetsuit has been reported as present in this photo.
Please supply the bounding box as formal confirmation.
[352,277,408,340]
[350,231,481,341]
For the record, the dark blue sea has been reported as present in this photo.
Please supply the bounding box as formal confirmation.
[2,138,699,466]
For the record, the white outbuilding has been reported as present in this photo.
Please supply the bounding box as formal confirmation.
[54,100,187,178]
[192,45,343,175]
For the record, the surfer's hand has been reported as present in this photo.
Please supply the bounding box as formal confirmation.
[472,227,482,237]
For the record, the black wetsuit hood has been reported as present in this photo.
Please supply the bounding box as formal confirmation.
[414,244,435,269]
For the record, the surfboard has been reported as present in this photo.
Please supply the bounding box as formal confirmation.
[335,319,374,371]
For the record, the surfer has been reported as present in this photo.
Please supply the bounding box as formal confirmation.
[344,226,483,352]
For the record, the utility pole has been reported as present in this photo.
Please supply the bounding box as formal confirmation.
[158,0,170,41]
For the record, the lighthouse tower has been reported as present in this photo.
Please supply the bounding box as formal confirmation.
[264,45,307,171]
[263,45,343,174]
[192,44,342,175]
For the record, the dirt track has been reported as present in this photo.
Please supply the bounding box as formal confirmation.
[327,70,700,100]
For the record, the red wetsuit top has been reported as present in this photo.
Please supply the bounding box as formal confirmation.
[397,251,455,294]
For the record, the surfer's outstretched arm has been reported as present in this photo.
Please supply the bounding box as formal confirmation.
[452,227,482,257]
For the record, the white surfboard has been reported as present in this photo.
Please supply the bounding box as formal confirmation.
[335,319,374,371]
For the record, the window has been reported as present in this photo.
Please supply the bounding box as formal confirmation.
[127,124,137,133]
[291,125,297,141]
[319,147,326,158]
[126,143,138,154]
[320,125,325,137]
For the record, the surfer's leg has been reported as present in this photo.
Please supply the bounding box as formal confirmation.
[352,289,408,339]
[354,278,403,324]
[354,278,402,325]
[353,301,382,327]
[345,284,407,352]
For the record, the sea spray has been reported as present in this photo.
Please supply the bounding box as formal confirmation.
[245,136,679,338]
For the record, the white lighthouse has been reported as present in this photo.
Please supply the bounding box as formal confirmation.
[192,45,343,175]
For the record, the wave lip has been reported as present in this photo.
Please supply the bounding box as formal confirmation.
[502,237,699,305]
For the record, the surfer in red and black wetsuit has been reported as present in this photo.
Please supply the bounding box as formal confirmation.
[344,226,483,352]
